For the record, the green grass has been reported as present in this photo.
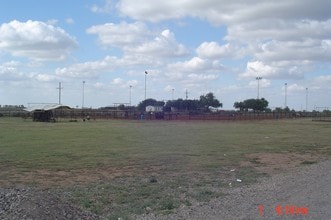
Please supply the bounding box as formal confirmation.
[1,118,330,171]
[1,117,330,219]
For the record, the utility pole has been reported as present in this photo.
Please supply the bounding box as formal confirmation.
[145,71,148,102]
[306,87,308,112]
[82,81,85,109]
[172,88,174,101]
[56,82,63,104]
[129,85,132,106]
[144,71,148,111]
[185,89,189,100]
[256,77,262,99]
[284,83,287,108]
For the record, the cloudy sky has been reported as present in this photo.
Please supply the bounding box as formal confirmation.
[0,0,330,110]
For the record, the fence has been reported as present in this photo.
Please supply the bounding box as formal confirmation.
[311,111,331,122]
[51,109,304,121]
[1,107,319,122]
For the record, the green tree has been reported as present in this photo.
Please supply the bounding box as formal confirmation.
[234,98,269,112]
[137,99,165,111]
[253,98,269,112]
[234,101,245,111]
[118,104,126,110]
[165,99,201,111]
[199,92,222,108]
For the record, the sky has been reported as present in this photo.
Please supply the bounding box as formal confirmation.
[0,0,330,110]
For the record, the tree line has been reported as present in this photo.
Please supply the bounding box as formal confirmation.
[233,98,269,112]
[137,92,222,112]
[137,92,274,113]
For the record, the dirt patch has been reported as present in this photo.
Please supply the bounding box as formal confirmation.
[241,152,322,175]
[0,165,163,188]
[0,152,324,187]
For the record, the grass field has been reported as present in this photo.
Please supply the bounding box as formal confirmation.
[0,117,330,219]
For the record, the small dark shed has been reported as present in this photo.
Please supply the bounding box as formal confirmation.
[24,104,70,122]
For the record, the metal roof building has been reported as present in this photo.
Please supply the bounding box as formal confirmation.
[24,104,70,122]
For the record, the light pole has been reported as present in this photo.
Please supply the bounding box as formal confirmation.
[57,82,63,105]
[129,85,132,106]
[144,71,148,111]
[256,77,262,99]
[306,87,308,112]
[82,81,85,109]
[284,83,287,108]
[172,88,174,101]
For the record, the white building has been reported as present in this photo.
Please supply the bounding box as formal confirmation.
[146,105,163,112]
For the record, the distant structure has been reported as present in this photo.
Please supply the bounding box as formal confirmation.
[146,105,163,113]
[24,104,70,122]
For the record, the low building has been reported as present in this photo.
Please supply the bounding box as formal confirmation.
[145,105,163,112]
[24,104,70,122]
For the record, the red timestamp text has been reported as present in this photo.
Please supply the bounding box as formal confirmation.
[259,204,309,217]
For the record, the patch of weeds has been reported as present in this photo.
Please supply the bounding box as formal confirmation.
[67,176,190,218]
[149,176,158,183]
[108,210,131,220]
[195,190,213,202]
[159,197,178,213]
[66,174,231,218]
[72,191,104,215]
[235,167,268,185]
[249,157,262,164]
[194,189,221,202]
[183,199,192,206]
[301,160,317,165]
[81,196,91,209]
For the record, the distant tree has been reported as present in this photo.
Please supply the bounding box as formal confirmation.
[273,106,291,113]
[165,98,201,111]
[253,98,268,112]
[118,104,126,110]
[137,99,164,111]
[140,92,222,113]
[199,92,222,108]
[274,107,283,113]
[234,98,269,112]
[234,101,245,112]
[265,108,272,113]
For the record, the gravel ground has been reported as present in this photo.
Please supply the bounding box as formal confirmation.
[0,188,104,220]
[1,160,330,220]
[136,159,331,220]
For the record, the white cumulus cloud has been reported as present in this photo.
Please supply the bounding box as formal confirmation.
[55,56,118,79]
[87,21,149,48]
[116,0,331,24]
[125,29,189,58]
[197,42,244,59]
[0,20,77,61]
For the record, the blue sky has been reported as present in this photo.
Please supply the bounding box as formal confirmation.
[0,0,330,110]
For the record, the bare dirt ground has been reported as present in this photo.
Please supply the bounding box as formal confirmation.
[0,152,322,187]
[0,153,329,219]
[241,152,322,175]
[136,159,331,220]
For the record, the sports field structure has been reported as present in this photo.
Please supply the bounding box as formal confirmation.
[0,117,330,219]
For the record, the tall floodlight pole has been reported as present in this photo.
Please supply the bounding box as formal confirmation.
[284,83,287,108]
[129,85,132,106]
[144,71,148,111]
[57,82,63,104]
[306,87,308,112]
[256,77,262,99]
[82,81,85,109]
